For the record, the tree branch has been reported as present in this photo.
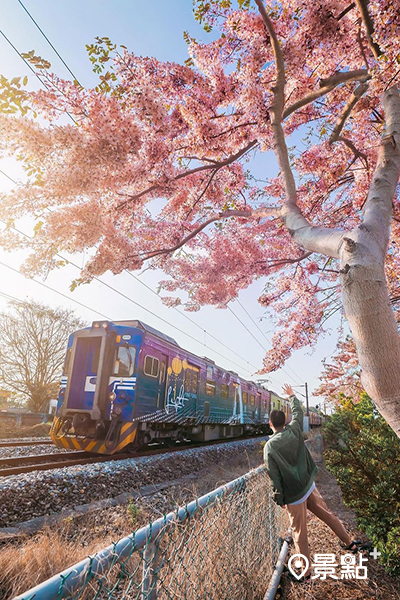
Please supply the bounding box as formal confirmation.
[362,86,400,248]
[256,251,313,267]
[337,3,355,21]
[254,0,345,257]
[336,136,370,170]
[329,82,369,143]
[128,209,253,260]
[283,70,370,120]
[117,140,258,210]
[354,0,382,59]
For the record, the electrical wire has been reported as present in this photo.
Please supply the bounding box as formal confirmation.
[235,298,304,385]
[0,215,257,376]
[0,27,77,125]
[16,0,80,84]
[124,269,264,374]
[0,259,112,319]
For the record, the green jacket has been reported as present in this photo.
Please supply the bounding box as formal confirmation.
[264,396,318,505]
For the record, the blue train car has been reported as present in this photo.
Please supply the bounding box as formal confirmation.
[51,320,276,454]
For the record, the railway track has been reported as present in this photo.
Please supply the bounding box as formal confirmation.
[0,439,53,448]
[0,450,137,477]
[0,436,268,477]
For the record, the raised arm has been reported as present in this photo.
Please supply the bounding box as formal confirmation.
[288,395,304,432]
[282,383,303,431]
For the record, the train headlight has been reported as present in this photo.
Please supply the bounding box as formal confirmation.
[109,392,116,401]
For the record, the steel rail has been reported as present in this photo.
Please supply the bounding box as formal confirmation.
[0,439,53,448]
[0,435,268,477]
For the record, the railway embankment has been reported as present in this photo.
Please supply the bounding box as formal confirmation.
[0,437,265,530]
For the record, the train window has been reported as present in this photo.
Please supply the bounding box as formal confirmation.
[250,394,255,406]
[205,380,216,396]
[242,392,248,405]
[63,348,72,375]
[206,365,214,380]
[185,369,191,391]
[115,346,137,377]
[191,370,199,394]
[262,397,267,409]
[184,367,199,394]
[221,384,229,399]
[144,355,159,378]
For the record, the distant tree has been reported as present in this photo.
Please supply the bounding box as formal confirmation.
[0,301,86,412]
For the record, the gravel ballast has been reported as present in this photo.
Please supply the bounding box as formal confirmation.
[0,444,71,460]
[0,437,266,527]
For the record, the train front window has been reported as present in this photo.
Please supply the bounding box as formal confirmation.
[114,345,136,377]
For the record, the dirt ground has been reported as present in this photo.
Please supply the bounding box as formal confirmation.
[0,421,51,439]
[280,462,400,600]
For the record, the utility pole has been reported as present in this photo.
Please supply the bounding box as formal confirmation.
[305,382,309,417]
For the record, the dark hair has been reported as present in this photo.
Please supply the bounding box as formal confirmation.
[270,409,286,428]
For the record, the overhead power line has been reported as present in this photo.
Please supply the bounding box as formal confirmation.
[0,215,257,377]
[0,260,112,320]
[0,10,300,386]
[16,0,80,83]
[235,299,304,385]
[0,27,77,124]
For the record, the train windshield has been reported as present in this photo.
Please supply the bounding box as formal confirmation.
[114,345,136,377]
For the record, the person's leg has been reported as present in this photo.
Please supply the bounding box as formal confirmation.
[286,501,311,575]
[306,487,352,546]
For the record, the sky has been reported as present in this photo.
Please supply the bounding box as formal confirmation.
[0,0,342,409]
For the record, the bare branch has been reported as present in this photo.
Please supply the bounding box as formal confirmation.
[354,0,382,59]
[252,205,282,219]
[336,136,370,170]
[256,251,313,267]
[329,82,369,143]
[337,3,355,21]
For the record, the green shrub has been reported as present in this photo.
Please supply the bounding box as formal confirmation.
[324,394,400,575]
[127,499,141,525]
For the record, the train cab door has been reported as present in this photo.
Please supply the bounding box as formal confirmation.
[64,332,104,417]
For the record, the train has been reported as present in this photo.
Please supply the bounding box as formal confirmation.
[50,320,322,454]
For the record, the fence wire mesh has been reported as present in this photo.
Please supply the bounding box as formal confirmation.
[18,465,289,600]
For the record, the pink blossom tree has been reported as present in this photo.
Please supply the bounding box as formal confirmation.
[1,1,400,436]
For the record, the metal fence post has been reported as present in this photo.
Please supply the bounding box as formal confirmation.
[141,539,159,599]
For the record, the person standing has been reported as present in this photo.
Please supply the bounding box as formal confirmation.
[264,383,359,581]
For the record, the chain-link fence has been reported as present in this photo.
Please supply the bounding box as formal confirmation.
[16,465,289,600]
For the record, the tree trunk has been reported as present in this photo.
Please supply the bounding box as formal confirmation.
[339,87,400,438]
[281,87,400,438]
[340,247,400,437]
